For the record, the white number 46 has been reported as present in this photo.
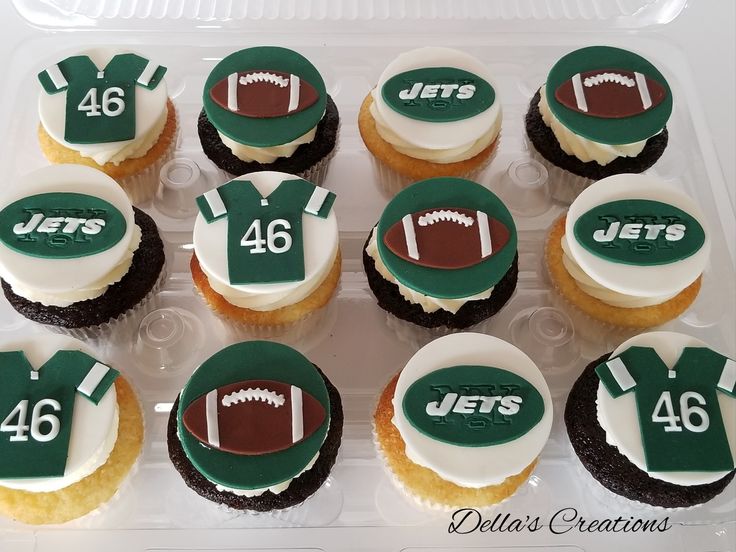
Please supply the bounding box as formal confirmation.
[651,391,709,433]
[78,87,126,117]
[1,399,61,443]
[241,219,292,254]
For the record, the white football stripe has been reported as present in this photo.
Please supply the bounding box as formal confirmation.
[46,64,68,90]
[136,61,158,87]
[288,74,300,113]
[205,389,220,448]
[204,189,227,218]
[572,73,588,112]
[304,186,329,215]
[634,72,652,110]
[77,362,110,398]
[606,357,636,392]
[227,72,239,112]
[402,214,419,260]
[717,358,736,393]
[477,211,492,258]
[291,386,304,443]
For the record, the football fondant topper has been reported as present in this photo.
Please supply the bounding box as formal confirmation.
[545,46,672,145]
[383,207,510,269]
[182,379,326,456]
[555,68,666,119]
[209,70,319,119]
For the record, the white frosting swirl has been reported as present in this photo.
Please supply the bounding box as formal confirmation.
[560,234,677,308]
[538,85,651,166]
[214,453,319,497]
[218,123,319,164]
[5,225,142,308]
[365,228,492,314]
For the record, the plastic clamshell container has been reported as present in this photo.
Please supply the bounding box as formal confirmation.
[0,1,733,551]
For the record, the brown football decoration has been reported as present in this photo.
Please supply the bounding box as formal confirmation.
[182,379,327,455]
[209,70,319,118]
[554,68,666,118]
[383,207,510,270]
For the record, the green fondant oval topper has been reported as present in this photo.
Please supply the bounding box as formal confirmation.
[382,67,495,122]
[0,192,127,259]
[573,199,705,266]
[403,365,544,447]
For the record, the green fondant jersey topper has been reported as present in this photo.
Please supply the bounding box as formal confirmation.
[382,67,496,122]
[0,192,127,260]
[402,365,545,447]
[545,46,672,145]
[573,199,705,266]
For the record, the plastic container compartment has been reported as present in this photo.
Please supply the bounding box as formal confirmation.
[0,1,733,551]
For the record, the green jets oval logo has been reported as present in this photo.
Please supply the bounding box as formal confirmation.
[381,67,495,123]
[402,365,545,447]
[573,199,705,266]
[0,192,127,259]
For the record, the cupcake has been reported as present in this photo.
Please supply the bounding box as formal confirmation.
[0,165,166,337]
[0,333,143,524]
[364,177,518,329]
[198,47,339,185]
[525,46,672,203]
[359,47,502,194]
[168,340,343,511]
[566,331,735,508]
[37,48,177,204]
[191,170,340,328]
[545,174,708,329]
[374,332,552,510]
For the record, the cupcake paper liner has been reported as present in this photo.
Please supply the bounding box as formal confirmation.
[525,137,593,205]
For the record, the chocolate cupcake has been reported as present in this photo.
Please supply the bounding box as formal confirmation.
[363,177,518,329]
[525,46,672,203]
[566,331,735,508]
[168,341,343,511]
[199,47,339,185]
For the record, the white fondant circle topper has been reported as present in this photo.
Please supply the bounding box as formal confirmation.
[392,332,553,488]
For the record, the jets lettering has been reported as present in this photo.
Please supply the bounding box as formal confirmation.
[399,83,476,101]
[425,393,522,417]
[593,222,685,243]
[13,215,106,236]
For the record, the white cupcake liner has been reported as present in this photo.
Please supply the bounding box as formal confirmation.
[117,108,180,205]
[525,137,593,205]
[45,265,168,342]
[370,138,499,197]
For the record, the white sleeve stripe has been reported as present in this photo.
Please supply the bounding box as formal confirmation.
[477,211,492,258]
[402,214,420,260]
[227,72,239,112]
[635,72,652,110]
[205,389,220,448]
[77,362,110,397]
[717,358,736,393]
[45,64,68,90]
[136,61,159,86]
[606,357,636,392]
[203,189,227,218]
[288,74,300,112]
[304,186,330,215]
[291,386,303,443]
[572,73,588,112]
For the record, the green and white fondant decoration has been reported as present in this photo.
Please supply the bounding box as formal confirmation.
[563,174,709,306]
[371,47,502,164]
[382,67,495,123]
[392,333,552,488]
[0,334,120,492]
[193,171,338,310]
[596,332,736,485]
[177,341,330,496]
[545,46,672,145]
[38,48,169,165]
[203,47,327,149]
[0,165,139,308]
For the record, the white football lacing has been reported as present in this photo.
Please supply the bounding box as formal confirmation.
[221,388,286,408]
[417,210,475,227]
[239,72,289,88]
[583,72,635,88]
